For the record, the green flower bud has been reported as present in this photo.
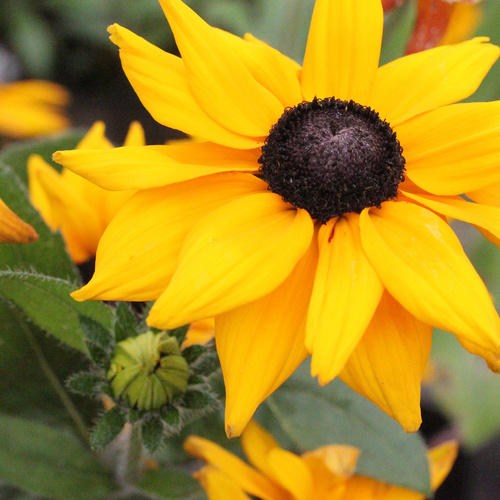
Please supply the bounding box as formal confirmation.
[107,331,189,411]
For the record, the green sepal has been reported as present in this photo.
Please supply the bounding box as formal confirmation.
[90,406,126,450]
[181,345,206,364]
[80,316,115,366]
[66,372,106,396]
[141,416,165,454]
[160,406,180,428]
[167,325,189,345]
[182,390,219,411]
[114,302,138,343]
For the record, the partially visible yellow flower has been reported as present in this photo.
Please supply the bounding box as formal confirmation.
[29,121,143,263]
[185,420,458,500]
[182,318,216,349]
[0,197,38,243]
[0,80,70,139]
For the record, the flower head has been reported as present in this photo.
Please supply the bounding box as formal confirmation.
[0,197,38,243]
[0,80,70,139]
[30,121,142,263]
[184,420,458,500]
[55,0,500,437]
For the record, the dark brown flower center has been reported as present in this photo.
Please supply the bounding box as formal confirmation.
[258,97,406,223]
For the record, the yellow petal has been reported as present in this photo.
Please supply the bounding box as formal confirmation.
[216,242,317,438]
[72,173,266,301]
[123,121,146,147]
[53,143,260,191]
[240,421,280,472]
[467,182,500,207]
[108,24,260,149]
[216,31,302,109]
[193,467,250,500]
[184,437,285,500]
[307,214,384,385]
[339,291,432,432]
[268,448,314,500]
[369,38,499,126]
[359,201,500,360]
[301,0,382,104]
[147,193,313,329]
[181,318,215,349]
[428,441,458,492]
[158,0,283,137]
[76,121,113,149]
[343,475,423,500]
[396,102,500,195]
[302,445,360,479]
[0,198,38,244]
[402,191,500,245]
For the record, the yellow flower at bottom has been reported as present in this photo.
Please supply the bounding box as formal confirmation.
[184,421,458,500]
[0,197,38,243]
[55,0,500,438]
[29,122,143,263]
[0,80,70,139]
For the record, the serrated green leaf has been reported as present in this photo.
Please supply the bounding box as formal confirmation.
[192,350,220,376]
[168,325,190,345]
[182,345,206,364]
[0,413,114,500]
[136,469,204,500]
[142,416,165,454]
[114,302,138,342]
[182,390,218,411]
[161,406,180,428]
[260,360,431,495]
[90,406,126,450]
[0,271,113,353]
[67,372,106,396]
[80,315,115,365]
[0,162,78,280]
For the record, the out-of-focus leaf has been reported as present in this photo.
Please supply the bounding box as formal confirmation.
[260,360,431,495]
[90,406,126,450]
[0,162,78,281]
[136,469,204,500]
[0,413,115,500]
[0,270,113,353]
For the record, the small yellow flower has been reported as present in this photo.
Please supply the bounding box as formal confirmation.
[55,0,500,437]
[0,197,38,243]
[0,80,70,139]
[29,121,143,263]
[184,420,458,500]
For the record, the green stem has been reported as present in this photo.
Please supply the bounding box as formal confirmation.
[124,423,144,484]
[14,308,90,443]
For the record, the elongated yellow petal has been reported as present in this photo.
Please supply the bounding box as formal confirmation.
[301,0,382,104]
[158,0,283,137]
[402,191,500,245]
[123,121,146,147]
[343,475,424,500]
[340,292,432,432]
[396,102,500,195]
[194,467,250,500]
[147,193,313,329]
[54,143,260,191]
[108,24,260,149]
[467,183,500,207]
[428,441,458,492]
[369,38,499,126]
[306,214,383,385]
[241,421,280,475]
[184,437,285,500]
[72,173,267,301]
[76,121,113,149]
[0,198,38,244]
[267,448,313,500]
[360,202,500,359]
[216,242,317,438]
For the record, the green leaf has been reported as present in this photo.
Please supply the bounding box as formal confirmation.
[0,162,78,280]
[114,301,139,342]
[161,406,180,428]
[182,390,218,411]
[182,345,206,364]
[136,469,204,500]
[80,316,115,365]
[0,413,115,500]
[142,416,165,454]
[67,372,106,396]
[90,406,127,450]
[260,360,431,495]
[0,129,85,184]
[0,271,113,353]
[168,324,190,345]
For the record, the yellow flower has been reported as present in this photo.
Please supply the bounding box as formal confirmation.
[29,122,143,264]
[55,0,500,437]
[184,420,458,500]
[0,197,38,244]
[0,80,70,139]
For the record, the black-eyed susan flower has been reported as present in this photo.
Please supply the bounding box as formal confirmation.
[0,80,69,139]
[29,122,143,264]
[0,197,38,243]
[55,0,500,437]
[184,420,458,500]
